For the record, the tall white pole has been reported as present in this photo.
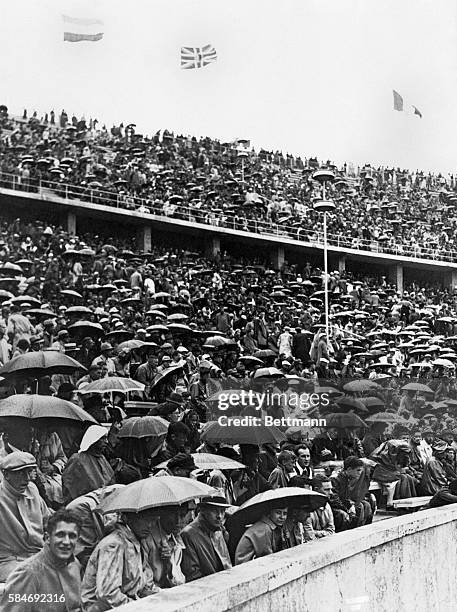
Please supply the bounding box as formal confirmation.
[323,210,330,344]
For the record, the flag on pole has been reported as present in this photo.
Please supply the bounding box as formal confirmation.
[393,90,422,118]
[63,15,104,42]
[180,45,217,69]
[393,90,404,111]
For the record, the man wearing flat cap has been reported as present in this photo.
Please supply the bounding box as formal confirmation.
[0,451,51,580]
[181,494,232,582]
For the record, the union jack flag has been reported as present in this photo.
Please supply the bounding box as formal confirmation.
[180,45,217,69]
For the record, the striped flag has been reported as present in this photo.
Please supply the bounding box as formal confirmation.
[393,90,422,118]
[180,45,217,69]
[63,15,104,42]
[393,90,404,111]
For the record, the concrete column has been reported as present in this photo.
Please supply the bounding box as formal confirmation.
[205,235,220,259]
[137,226,152,253]
[388,264,403,294]
[272,245,285,270]
[448,270,457,292]
[67,211,76,235]
[338,255,346,273]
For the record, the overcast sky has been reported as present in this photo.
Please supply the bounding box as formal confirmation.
[1,0,456,172]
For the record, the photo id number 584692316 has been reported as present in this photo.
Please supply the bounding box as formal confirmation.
[8,594,66,603]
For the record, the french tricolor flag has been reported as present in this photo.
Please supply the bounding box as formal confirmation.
[63,15,104,43]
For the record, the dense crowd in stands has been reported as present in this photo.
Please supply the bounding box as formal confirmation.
[2,105,457,261]
[0,112,456,608]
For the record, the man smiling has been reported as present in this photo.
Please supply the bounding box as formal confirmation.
[2,509,82,612]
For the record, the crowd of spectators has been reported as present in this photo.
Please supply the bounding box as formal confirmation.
[1,105,457,261]
[0,107,456,608]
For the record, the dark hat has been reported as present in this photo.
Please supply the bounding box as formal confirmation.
[168,453,197,472]
[166,392,184,406]
[0,451,37,472]
[199,494,231,508]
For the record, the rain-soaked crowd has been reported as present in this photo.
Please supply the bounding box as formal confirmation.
[0,215,457,610]
[2,105,457,260]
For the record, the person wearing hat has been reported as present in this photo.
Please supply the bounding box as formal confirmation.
[421,441,451,495]
[135,353,159,399]
[62,425,115,504]
[81,507,159,610]
[41,319,56,349]
[148,392,184,423]
[91,342,116,376]
[181,495,232,582]
[189,360,212,420]
[50,329,70,354]
[1,509,82,612]
[0,451,51,580]
[153,421,191,466]
[76,337,96,371]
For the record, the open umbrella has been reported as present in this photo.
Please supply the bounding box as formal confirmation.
[60,290,83,300]
[117,339,146,352]
[0,394,96,423]
[150,363,186,389]
[66,306,93,317]
[229,488,327,527]
[69,321,104,338]
[201,420,285,445]
[99,476,216,513]
[203,336,236,348]
[24,308,57,319]
[253,349,276,359]
[252,367,283,379]
[118,416,169,439]
[325,412,366,429]
[343,380,381,393]
[10,296,41,308]
[335,396,369,414]
[0,350,86,379]
[360,396,385,410]
[78,377,145,395]
[155,453,245,471]
[366,412,409,424]
[401,382,434,394]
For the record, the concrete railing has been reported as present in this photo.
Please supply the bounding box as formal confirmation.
[116,504,457,612]
[0,169,456,265]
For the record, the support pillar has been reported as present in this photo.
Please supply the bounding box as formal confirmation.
[205,235,220,259]
[448,270,457,293]
[272,245,285,270]
[388,264,403,294]
[67,211,76,236]
[137,226,152,253]
[338,256,346,274]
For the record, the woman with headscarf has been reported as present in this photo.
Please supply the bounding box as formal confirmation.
[420,441,450,495]
[370,439,418,499]
[62,425,116,504]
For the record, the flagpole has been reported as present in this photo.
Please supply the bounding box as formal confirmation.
[323,209,330,343]
[312,169,336,354]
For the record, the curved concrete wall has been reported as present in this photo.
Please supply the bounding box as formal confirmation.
[117,505,457,612]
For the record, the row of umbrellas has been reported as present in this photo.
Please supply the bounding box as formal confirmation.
[98,476,326,527]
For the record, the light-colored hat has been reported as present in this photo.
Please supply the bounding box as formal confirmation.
[79,425,107,453]
[0,451,37,472]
